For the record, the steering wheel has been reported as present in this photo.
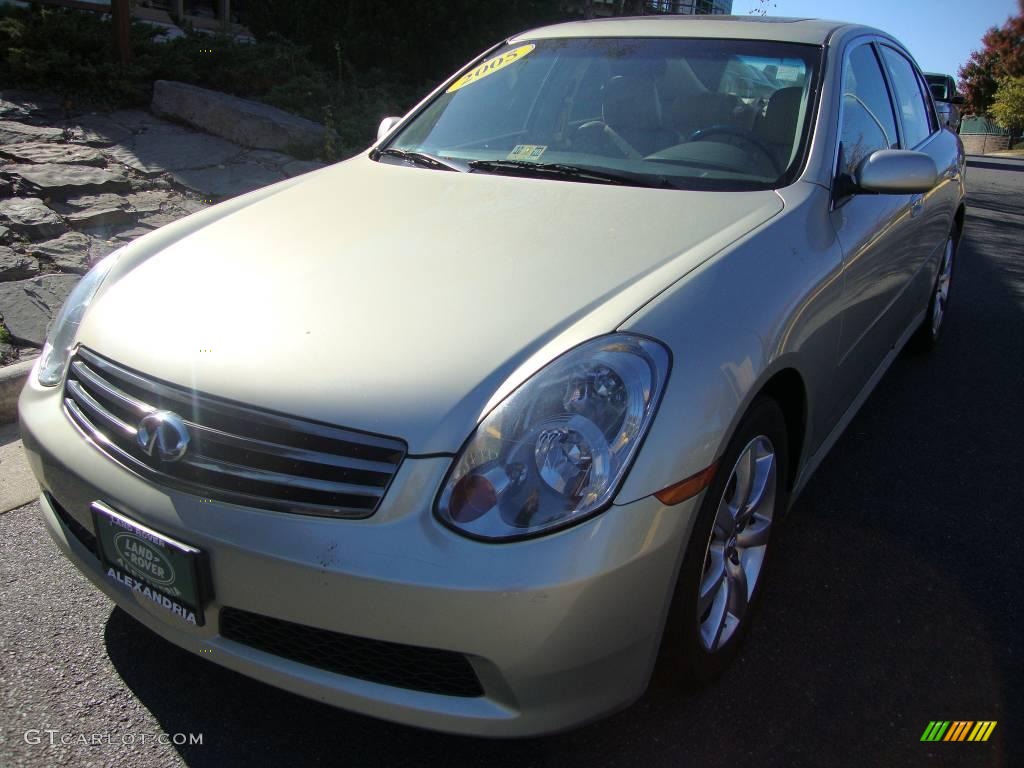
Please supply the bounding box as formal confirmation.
[687,125,781,176]
[577,120,643,159]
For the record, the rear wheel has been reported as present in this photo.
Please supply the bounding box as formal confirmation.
[660,397,789,683]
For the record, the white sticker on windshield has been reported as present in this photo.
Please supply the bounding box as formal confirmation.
[506,144,547,162]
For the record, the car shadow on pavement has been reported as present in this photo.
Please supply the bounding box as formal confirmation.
[965,158,1024,173]
[966,195,1024,219]
[102,607,561,766]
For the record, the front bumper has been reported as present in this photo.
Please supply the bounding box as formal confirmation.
[19,371,701,737]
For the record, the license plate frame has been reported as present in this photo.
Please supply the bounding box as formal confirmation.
[91,501,210,627]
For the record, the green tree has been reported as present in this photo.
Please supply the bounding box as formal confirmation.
[991,76,1024,137]
[959,0,1024,115]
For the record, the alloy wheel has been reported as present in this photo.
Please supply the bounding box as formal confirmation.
[931,237,954,338]
[697,435,777,652]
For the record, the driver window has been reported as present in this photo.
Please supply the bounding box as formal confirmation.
[839,44,899,177]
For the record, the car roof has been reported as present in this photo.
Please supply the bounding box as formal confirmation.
[510,16,872,47]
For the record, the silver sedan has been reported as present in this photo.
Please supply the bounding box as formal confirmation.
[20,16,964,736]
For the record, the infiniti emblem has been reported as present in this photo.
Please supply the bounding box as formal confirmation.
[136,411,190,462]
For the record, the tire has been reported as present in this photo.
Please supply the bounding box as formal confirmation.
[659,396,790,684]
[910,233,956,353]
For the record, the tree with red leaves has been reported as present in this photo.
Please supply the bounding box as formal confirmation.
[959,0,1024,115]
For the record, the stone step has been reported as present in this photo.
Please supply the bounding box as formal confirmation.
[152,80,330,157]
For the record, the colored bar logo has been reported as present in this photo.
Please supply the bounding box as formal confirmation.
[921,721,997,742]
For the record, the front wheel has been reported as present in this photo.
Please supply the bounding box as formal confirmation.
[911,234,955,352]
[659,396,790,683]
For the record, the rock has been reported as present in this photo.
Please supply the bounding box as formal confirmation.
[125,190,174,213]
[53,192,127,212]
[64,115,134,147]
[0,198,66,239]
[0,91,63,117]
[138,212,181,229]
[171,162,283,198]
[113,227,152,242]
[24,232,114,273]
[0,274,80,346]
[105,109,167,132]
[106,130,241,174]
[152,24,186,43]
[1,164,129,197]
[244,149,295,167]
[65,205,134,230]
[0,100,30,120]
[52,193,134,229]
[0,246,40,280]
[0,225,9,242]
[170,198,209,215]
[282,159,327,178]
[0,141,105,166]
[152,80,330,155]
[0,120,64,145]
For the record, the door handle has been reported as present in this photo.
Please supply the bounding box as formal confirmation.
[911,195,925,218]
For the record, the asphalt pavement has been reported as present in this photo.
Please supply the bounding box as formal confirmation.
[1,158,1021,768]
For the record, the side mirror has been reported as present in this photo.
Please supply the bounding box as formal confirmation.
[854,149,938,195]
[951,95,965,105]
[377,116,402,142]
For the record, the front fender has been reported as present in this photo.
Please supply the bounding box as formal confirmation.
[614,182,844,505]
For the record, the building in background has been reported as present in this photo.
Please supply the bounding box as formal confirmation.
[645,0,733,13]
[584,0,734,16]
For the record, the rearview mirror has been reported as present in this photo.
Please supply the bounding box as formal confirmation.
[854,149,938,195]
[377,116,402,142]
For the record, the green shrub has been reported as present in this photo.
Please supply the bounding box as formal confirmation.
[991,77,1024,139]
[0,6,423,157]
[236,0,565,84]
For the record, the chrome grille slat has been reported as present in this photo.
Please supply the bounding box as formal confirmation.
[64,347,406,518]
[76,347,404,461]
[65,379,137,439]
[184,423,398,476]
[178,453,384,499]
[70,360,153,419]
[65,398,157,472]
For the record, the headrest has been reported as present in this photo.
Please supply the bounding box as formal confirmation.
[759,87,803,145]
[603,75,662,131]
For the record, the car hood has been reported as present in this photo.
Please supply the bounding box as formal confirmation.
[80,155,783,454]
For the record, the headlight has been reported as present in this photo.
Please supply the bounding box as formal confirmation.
[37,250,122,386]
[436,335,670,541]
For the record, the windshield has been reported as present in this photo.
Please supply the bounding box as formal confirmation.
[925,74,950,101]
[381,37,821,191]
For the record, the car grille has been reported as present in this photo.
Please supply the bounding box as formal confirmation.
[63,347,406,518]
[219,607,484,697]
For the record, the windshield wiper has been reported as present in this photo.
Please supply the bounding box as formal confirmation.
[374,148,465,172]
[468,159,670,188]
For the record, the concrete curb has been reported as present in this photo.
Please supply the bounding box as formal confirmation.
[0,359,34,425]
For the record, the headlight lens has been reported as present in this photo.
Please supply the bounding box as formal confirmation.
[37,250,122,386]
[436,335,669,541]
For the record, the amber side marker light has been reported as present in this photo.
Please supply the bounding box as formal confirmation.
[655,463,718,505]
